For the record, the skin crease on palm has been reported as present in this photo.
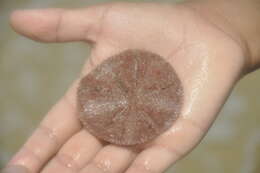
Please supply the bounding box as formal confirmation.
[3,0,260,173]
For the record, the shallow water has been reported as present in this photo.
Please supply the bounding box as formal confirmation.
[1,0,260,172]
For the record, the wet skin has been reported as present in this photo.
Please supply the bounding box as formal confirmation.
[4,0,260,173]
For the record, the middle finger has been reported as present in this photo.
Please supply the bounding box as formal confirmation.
[79,145,137,173]
[41,130,103,173]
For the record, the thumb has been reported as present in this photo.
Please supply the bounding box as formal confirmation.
[9,5,111,43]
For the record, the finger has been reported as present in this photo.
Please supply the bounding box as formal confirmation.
[7,79,82,173]
[41,130,103,173]
[9,4,111,43]
[79,145,137,173]
[125,117,204,173]
[7,33,121,173]
[6,42,122,173]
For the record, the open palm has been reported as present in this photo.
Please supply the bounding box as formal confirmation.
[7,2,246,173]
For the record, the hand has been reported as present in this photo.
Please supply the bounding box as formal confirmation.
[5,1,250,173]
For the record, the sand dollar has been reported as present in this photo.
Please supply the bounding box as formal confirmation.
[77,49,183,145]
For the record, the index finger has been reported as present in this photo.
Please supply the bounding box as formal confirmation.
[6,80,82,173]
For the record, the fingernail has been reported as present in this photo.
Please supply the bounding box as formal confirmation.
[1,165,29,173]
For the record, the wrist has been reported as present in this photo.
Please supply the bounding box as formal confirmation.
[182,0,260,73]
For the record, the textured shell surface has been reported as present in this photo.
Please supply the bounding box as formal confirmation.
[77,49,183,146]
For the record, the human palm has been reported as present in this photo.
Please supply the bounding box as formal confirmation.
[6,2,246,173]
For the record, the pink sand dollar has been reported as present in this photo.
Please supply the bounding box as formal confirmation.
[77,49,183,145]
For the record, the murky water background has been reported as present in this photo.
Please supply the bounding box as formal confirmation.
[1,0,260,172]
